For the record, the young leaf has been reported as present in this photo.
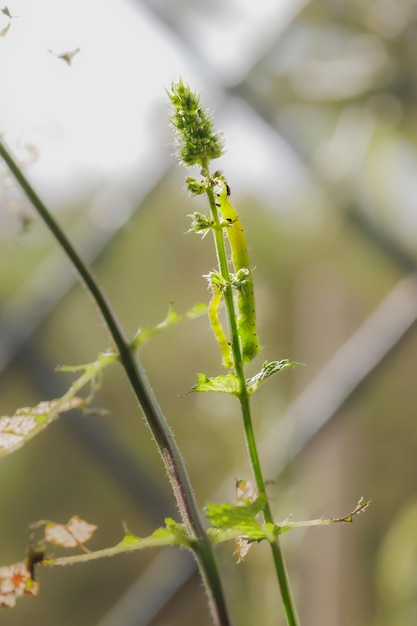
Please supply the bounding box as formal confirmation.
[191,373,241,395]
[115,518,191,552]
[186,177,206,195]
[188,211,215,236]
[246,360,303,394]
[131,301,206,351]
[206,497,266,540]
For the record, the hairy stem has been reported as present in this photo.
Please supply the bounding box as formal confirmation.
[0,138,232,626]
[239,391,299,626]
[203,163,299,626]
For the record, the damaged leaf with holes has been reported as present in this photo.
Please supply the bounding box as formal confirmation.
[0,561,39,608]
[0,397,83,456]
[44,516,98,549]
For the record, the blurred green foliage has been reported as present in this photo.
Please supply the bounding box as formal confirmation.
[1,0,417,625]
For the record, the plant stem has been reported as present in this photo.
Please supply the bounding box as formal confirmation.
[239,391,299,626]
[204,166,299,626]
[0,138,232,626]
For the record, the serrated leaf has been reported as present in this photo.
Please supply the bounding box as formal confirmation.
[246,359,302,394]
[116,527,139,547]
[116,519,190,550]
[131,302,206,351]
[188,211,214,235]
[191,373,241,395]
[206,497,266,539]
[186,177,206,195]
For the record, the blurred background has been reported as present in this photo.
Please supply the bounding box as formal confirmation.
[1,0,417,624]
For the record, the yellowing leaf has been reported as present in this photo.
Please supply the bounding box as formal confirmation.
[0,352,115,457]
[234,536,251,563]
[330,496,371,523]
[45,516,97,548]
[41,519,192,567]
[0,397,82,456]
[49,48,80,65]
[0,22,10,37]
[0,561,39,608]
[234,480,259,560]
[278,497,372,531]
[236,479,258,505]
[1,7,15,18]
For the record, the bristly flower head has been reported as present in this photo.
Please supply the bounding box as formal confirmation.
[167,80,224,168]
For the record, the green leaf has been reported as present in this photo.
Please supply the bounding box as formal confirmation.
[131,302,206,351]
[188,211,214,235]
[41,518,193,568]
[191,373,241,395]
[186,177,206,195]
[206,497,266,540]
[150,518,190,545]
[116,521,190,549]
[246,360,303,394]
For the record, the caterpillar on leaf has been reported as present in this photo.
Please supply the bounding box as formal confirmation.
[207,275,233,369]
[216,179,260,364]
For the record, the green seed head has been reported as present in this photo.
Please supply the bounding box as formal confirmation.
[167,80,224,168]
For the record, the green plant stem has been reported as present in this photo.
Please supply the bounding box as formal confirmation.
[0,139,232,626]
[204,164,299,626]
[239,391,299,626]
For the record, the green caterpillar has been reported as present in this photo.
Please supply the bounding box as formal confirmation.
[216,179,260,364]
[208,277,233,369]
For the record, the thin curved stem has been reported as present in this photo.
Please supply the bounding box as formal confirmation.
[0,138,232,626]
